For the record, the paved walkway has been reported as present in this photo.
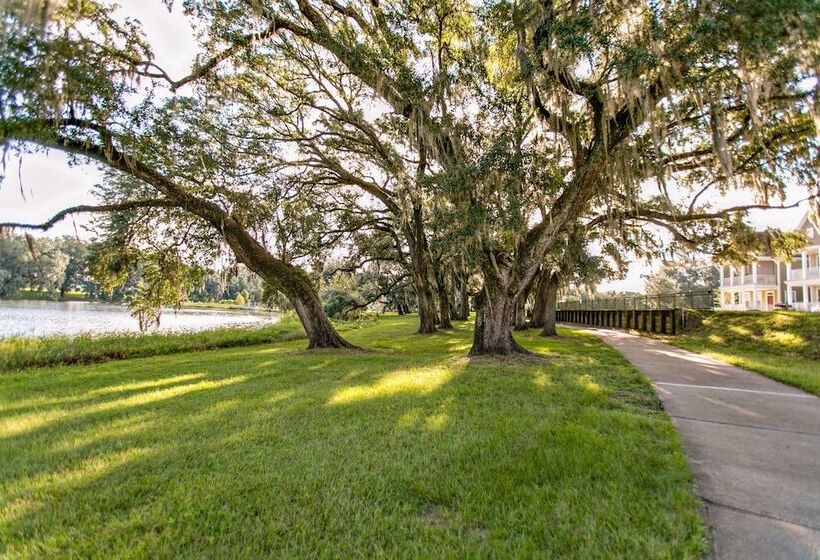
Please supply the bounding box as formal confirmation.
[579,327,820,560]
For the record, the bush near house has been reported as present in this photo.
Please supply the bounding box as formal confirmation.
[673,311,820,395]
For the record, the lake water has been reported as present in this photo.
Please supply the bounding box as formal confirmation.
[0,300,279,339]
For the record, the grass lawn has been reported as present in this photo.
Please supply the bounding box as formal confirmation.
[0,315,706,558]
[671,311,820,396]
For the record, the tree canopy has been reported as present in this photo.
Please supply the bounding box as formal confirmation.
[1,0,817,354]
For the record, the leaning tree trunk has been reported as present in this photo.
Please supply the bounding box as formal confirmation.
[289,282,356,349]
[540,272,559,337]
[221,223,356,350]
[469,282,529,356]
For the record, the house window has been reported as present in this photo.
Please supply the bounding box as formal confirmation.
[733,292,740,304]
[723,292,731,304]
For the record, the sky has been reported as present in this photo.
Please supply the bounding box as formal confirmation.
[0,1,812,293]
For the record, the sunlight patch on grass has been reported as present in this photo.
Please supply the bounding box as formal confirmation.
[0,375,247,438]
[532,371,552,388]
[577,374,603,394]
[49,414,154,454]
[2,448,153,520]
[766,331,804,349]
[707,334,725,345]
[326,365,459,405]
[266,389,297,404]
[0,373,207,415]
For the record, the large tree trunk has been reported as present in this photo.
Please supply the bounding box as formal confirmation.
[436,272,454,329]
[403,204,438,334]
[456,274,469,320]
[528,269,549,328]
[540,273,559,337]
[415,277,439,334]
[513,294,528,331]
[449,274,459,321]
[469,282,529,356]
[530,270,559,333]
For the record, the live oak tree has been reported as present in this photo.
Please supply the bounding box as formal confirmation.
[0,2,356,349]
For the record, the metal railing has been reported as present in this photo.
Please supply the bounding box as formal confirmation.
[557,290,716,311]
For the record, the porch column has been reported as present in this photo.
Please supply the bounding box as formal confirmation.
[776,263,781,304]
[752,263,758,284]
[803,285,808,309]
[730,267,735,287]
[802,252,808,280]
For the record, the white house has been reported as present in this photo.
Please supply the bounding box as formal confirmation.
[785,213,820,312]
[718,212,819,312]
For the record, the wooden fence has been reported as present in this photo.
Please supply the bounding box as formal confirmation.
[556,290,715,335]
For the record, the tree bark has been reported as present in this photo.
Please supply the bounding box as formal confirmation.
[414,276,439,333]
[469,282,529,356]
[436,272,454,329]
[540,272,559,337]
[403,203,438,334]
[528,269,549,328]
[289,282,355,349]
[221,226,356,350]
[456,273,469,320]
[513,294,528,331]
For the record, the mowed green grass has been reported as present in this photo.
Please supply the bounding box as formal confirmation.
[0,315,706,558]
[672,311,820,396]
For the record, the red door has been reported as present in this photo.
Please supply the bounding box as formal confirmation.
[766,293,774,307]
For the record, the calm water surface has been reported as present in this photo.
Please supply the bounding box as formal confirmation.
[0,300,279,339]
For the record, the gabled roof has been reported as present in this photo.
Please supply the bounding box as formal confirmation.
[794,211,820,244]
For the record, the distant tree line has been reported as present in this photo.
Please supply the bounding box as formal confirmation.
[0,234,267,305]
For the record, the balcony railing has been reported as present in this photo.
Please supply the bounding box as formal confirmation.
[722,274,778,286]
[788,267,820,281]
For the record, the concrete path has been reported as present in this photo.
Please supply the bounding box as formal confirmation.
[579,327,820,560]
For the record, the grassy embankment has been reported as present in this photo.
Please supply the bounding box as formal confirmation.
[0,315,706,558]
[0,320,305,372]
[672,311,820,396]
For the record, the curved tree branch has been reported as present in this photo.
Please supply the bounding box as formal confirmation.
[0,199,176,230]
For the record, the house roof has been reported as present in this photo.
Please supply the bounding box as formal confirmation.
[794,211,820,242]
